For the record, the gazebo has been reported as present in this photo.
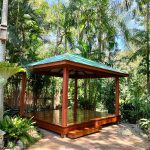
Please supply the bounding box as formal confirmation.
[19,53,128,138]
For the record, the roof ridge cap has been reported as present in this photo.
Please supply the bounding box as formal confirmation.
[64,53,71,61]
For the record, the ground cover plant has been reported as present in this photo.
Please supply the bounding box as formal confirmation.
[139,118,150,138]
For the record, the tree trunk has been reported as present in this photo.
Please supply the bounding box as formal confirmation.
[0,87,4,120]
[0,0,8,120]
[1,0,8,27]
[54,87,61,109]
[0,41,5,61]
[0,41,6,120]
[84,79,87,109]
[146,2,150,96]
[64,34,67,53]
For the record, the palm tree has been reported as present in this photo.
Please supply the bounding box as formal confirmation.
[0,62,26,120]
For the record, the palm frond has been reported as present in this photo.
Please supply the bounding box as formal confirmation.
[0,62,26,85]
[128,45,146,62]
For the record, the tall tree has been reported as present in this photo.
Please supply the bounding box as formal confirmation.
[146,1,150,95]
[5,0,50,64]
[128,0,150,95]
[0,0,8,120]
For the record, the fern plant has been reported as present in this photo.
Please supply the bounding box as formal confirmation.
[139,118,150,138]
[0,116,41,148]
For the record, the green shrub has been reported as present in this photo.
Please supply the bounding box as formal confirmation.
[120,99,150,124]
[121,102,137,123]
[0,116,41,148]
[139,118,150,138]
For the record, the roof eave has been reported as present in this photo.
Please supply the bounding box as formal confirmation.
[28,60,129,77]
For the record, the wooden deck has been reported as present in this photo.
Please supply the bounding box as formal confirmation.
[24,109,120,137]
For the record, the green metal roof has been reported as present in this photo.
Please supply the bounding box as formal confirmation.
[28,53,127,75]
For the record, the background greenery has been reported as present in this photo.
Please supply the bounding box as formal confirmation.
[0,0,149,124]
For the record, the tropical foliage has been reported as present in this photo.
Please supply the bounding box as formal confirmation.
[0,0,149,125]
[139,118,150,138]
[0,116,41,148]
[0,62,25,120]
[0,62,25,85]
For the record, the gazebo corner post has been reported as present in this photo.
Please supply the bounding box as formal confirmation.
[115,77,120,116]
[62,67,69,128]
[19,72,27,116]
[74,78,78,122]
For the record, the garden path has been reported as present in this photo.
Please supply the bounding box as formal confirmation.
[27,124,150,150]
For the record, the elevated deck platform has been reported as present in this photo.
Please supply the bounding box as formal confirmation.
[23,109,120,137]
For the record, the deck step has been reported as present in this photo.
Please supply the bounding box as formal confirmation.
[67,127,100,139]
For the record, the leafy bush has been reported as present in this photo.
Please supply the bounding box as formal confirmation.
[139,118,150,138]
[0,116,41,148]
[121,100,150,124]
[121,102,137,123]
